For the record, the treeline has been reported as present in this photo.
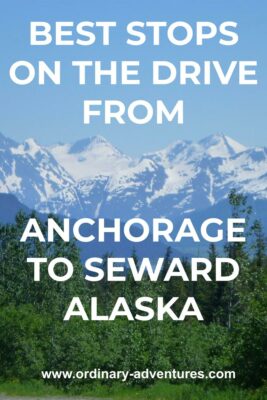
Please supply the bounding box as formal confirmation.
[0,190,266,389]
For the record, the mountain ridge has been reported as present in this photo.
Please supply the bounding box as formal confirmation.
[0,132,265,222]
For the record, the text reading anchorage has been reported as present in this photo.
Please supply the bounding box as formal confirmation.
[21,217,244,322]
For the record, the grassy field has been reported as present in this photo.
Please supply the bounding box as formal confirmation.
[0,381,266,400]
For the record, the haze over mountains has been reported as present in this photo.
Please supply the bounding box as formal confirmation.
[0,131,266,223]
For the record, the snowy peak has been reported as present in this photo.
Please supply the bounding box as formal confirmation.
[11,138,53,159]
[199,133,247,158]
[0,133,74,210]
[0,133,43,157]
[21,138,42,156]
[50,135,132,180]
[142,133,247,168]
[68,135,109,154]
[142,140,191,166]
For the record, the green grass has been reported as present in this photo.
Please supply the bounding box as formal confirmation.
[0,380,62,396]
[0,381,266,400]
[85,382,267,400]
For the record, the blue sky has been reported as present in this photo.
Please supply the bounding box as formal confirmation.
[0,0,266,155]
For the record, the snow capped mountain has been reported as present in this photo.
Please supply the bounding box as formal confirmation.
[135,134,248,215]
[49,135,132,180]
[0,134,74,209]
[39,133,266,220]
[143,133,246,167]
[0,131,266,222]
[198,133,247,158]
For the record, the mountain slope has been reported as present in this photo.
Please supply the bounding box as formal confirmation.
[0,193,30,223]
